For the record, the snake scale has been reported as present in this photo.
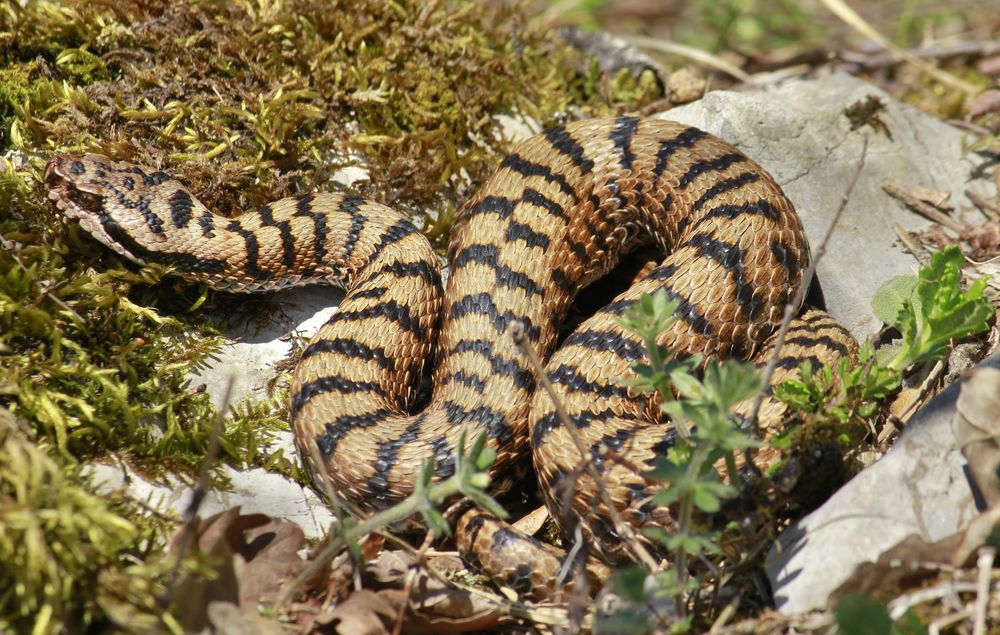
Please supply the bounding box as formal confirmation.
[46,116,856,600]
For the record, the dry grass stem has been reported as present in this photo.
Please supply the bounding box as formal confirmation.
[894,223,925,262]
[746,136,870,438]
[625,35,755,84]
[966,189,1000,223]
[161,374,235,607]
[510,323,661,572]
[818,0,979,95]
[973,547,995,635]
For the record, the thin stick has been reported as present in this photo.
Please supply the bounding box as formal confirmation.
[160,374,234,607]
[511,323,660,572]
[966,188,1000,223]
[391,530,436,635]
[883,183,965,233]
[745,136,870,442]
[972,547,994,635]
[894,223,924,262]
[274,439,351,608]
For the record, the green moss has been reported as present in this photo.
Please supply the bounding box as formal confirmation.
[0,0,658,628]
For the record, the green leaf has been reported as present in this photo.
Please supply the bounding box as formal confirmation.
[670,371,703,400]
[610,565,648,603]
[834,594,894,635]
[702,360,761,411]
[888,246,993,370]
[871,274,918,327]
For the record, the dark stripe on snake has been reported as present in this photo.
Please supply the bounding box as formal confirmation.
[500,153,576,199]
[168,189,194,229]
[506,220,550,249]
[543,125,595,173]
[678,153,747,189]
[688,232,765,320]
[340,196,367,259]
[563,329,645,361]
[314,408,394,458]
[291,375,385,418]
[691,172,760,212]
[326,299,425,338]
[449,292,542,341]
[452,244,546,299]
[610,115,641,171]
[546,364,631,398]
[300,337,393,369]
[652,127,709,179]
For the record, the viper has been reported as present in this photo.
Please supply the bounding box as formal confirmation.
[45,116,856,600]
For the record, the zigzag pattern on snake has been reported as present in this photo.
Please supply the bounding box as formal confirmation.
[45,116,857,600]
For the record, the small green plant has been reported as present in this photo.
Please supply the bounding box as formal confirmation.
[775,245,993,425]
[598,246,992,633]
[835,594,927,635]
[277,429,504,606]
[602,290,762,630]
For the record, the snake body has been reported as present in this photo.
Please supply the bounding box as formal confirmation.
[46,116,856,599]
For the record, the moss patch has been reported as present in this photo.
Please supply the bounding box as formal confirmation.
[0,0,657,629]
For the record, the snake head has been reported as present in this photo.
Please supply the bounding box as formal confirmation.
[45,153,151,264]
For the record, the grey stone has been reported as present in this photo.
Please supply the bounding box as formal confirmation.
[766,355,999,614]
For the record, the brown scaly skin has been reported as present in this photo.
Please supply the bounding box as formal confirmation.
[45,116,857,600]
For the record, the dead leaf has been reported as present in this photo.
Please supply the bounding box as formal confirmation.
[969,88,1000,119]
[368,550,415,585]
[953,367,1000,507]
[960,222,1000,258]
[207,600,290,635]
[171,508,310,632]
[910,186,951,210]
[315,589,402,635]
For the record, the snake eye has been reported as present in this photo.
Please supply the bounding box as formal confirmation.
[71,186,104,214]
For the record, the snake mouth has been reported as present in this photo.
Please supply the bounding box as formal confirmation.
[45,154,146,265]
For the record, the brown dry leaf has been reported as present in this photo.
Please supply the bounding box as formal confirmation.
[969,88,1000,119]
[315,589,403,635]
[953,367,1000,507]
[403,574,509,634]
[172,508,309,632]
[357,550,509,633]
[961,222,1000,258]
[909,186,951,210]
[369,550,415,585]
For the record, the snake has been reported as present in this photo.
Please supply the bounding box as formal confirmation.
[45,116,857,601]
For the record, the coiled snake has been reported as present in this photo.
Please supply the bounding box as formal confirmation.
[46,116,856,600]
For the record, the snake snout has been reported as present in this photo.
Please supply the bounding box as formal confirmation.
[45,156,105,215]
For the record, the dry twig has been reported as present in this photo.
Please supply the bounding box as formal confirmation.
[883,183,965,233]
[624,35,754,84]
[966,189,1000,223]
[818,0,979,95]
[746,136,870,440]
